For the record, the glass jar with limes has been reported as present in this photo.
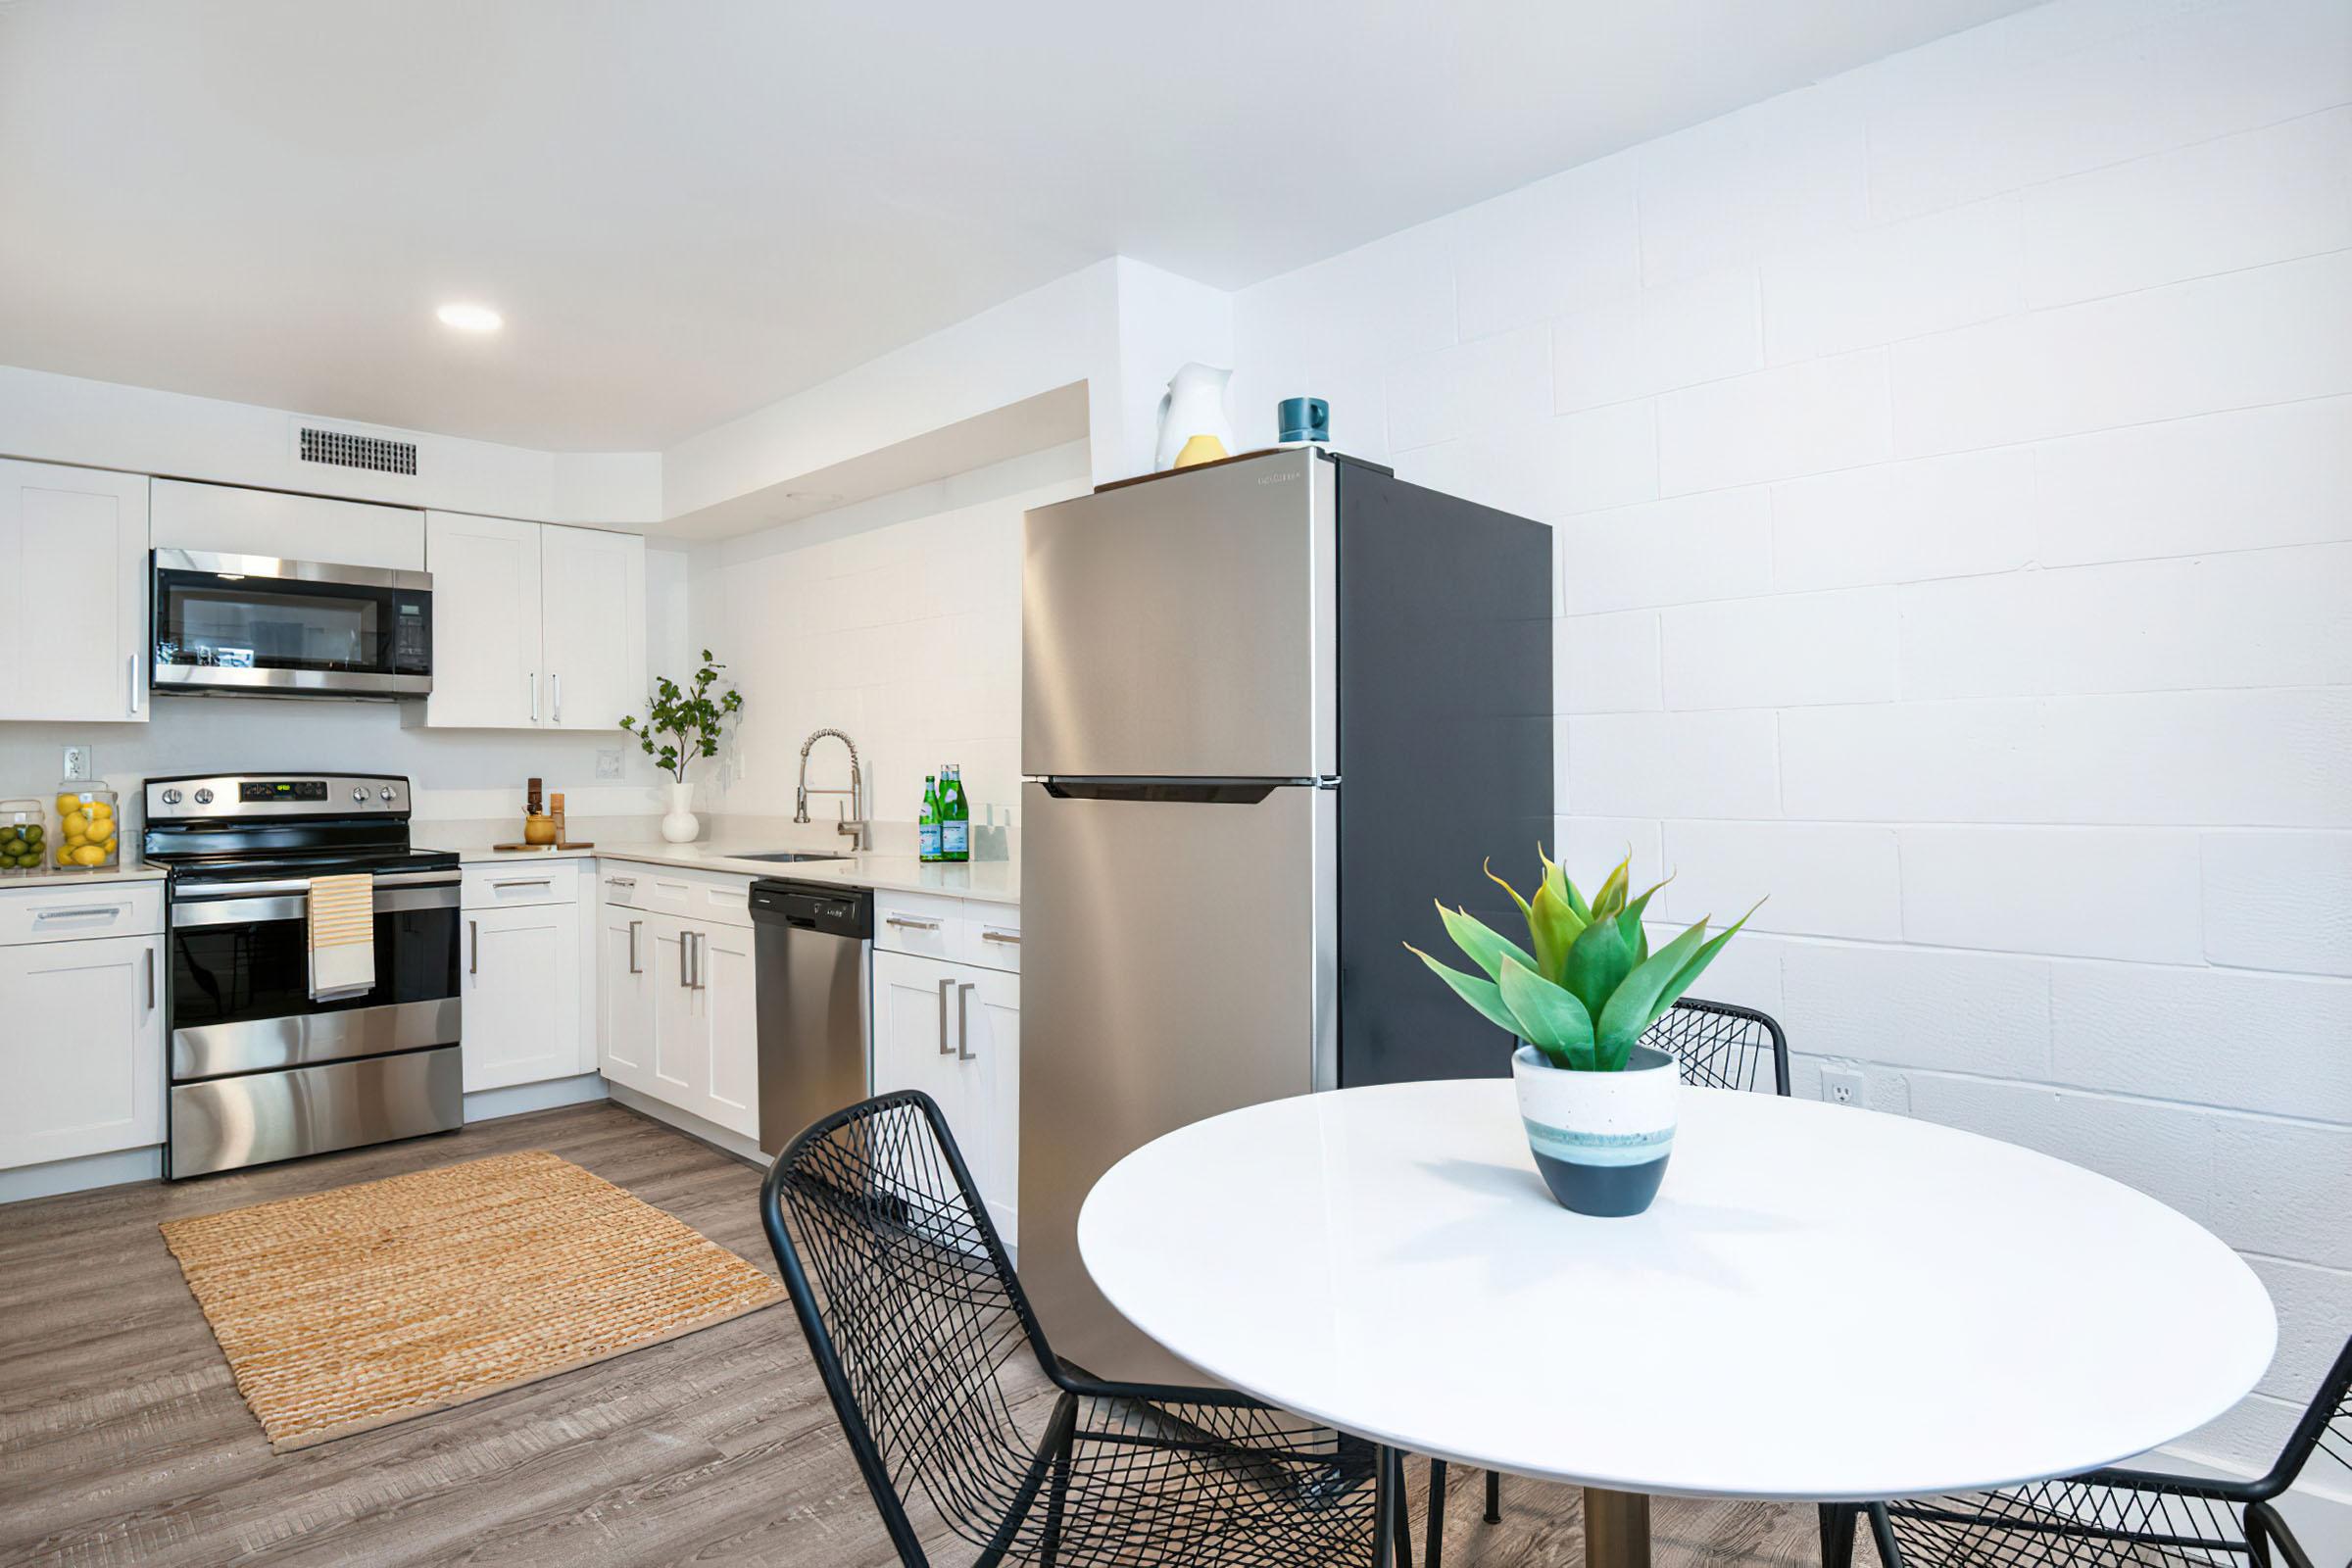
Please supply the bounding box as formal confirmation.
[52,787,120,872]
[0,801,44,875]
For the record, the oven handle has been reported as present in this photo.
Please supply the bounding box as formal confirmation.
[169,884,460,928]
[171,869,459,901]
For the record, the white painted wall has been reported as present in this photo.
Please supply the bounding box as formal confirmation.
[690,441,1091,831]
[1232,0,2352,1489]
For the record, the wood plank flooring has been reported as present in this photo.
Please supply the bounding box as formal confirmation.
[0,1103,1884,1567]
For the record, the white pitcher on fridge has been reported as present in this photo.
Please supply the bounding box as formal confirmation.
[1153,363,1235,471]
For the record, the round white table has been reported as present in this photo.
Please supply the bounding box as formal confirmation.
[1078,1080,2275,1568]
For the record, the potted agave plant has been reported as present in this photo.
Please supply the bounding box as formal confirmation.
[1406,851,1756,1218]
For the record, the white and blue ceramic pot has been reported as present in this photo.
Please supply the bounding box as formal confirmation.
[1512,1042,1680,1217]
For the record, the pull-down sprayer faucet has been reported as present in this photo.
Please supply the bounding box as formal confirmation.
[794,728,869,849]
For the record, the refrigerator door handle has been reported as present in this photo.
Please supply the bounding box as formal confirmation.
[1037,779,1291,805]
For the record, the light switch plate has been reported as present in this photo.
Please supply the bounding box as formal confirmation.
[60,746,91,782]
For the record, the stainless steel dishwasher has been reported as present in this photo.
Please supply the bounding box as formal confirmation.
[750,879,874,1155]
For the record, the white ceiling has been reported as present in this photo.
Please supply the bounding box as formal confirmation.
[0,0,2039,453]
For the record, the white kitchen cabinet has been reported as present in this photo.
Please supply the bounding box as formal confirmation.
[637,912,759,1140]
[539,523,648,731]
[422,513,645,732]
[0,460,150,723]
[461,901,583,1092]
[599,905,656,1094]
[648,917,705,1109]
[0,932,164,1169]
[423,513,542,728]
[870,948,1020,1243]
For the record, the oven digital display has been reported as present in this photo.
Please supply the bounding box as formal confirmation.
[239,781,329,802]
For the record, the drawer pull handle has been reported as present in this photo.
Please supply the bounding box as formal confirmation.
[34,906,122,920]
[888,915,943,931]
[607,876,636,889]
[981,929,1021,945]
[494,877,555,889]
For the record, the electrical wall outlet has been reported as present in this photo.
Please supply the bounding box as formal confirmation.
[595,748,624,780]
[60,746,91,782]
[1820,1066,1868,1108]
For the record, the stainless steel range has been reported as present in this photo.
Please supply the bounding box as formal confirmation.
[143,773,462,1178]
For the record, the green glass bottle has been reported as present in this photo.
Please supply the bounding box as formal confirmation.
[918,775,942,863]
[941,764,969,862]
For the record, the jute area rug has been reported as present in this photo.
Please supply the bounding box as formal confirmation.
[160,1150,783,1452]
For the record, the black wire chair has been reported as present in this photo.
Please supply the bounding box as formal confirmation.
[760,1089,1398,1567]
[1425,997,1794,1566]
[1837,1330,2352,1568]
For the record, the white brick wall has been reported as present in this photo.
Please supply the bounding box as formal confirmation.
[1234,0,2352,1482]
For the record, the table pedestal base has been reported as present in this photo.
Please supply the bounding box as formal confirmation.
[1586,1486,1652,1568]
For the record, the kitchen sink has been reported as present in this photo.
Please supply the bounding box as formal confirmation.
[731,851,856,863]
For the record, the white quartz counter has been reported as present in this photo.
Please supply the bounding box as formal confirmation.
[0,863,169,889]
[428,837,1021,906]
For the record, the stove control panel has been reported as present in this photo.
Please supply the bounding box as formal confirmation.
[147,774,412,820]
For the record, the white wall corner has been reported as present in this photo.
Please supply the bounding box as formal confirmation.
[1107,257,1237,484]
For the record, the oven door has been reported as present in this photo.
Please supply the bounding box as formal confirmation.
[167,873,461,1079]
[151,551,432,698]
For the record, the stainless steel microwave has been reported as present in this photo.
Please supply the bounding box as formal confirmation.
[151,550,433,699]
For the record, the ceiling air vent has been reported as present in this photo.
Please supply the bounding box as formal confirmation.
[296,424,418,477]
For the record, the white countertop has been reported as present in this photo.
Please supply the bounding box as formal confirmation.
[429,837,1021,906]
[1079,1078,2274,1502]
[0,863,168,889]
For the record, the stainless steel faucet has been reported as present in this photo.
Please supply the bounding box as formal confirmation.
[794,728,869,849]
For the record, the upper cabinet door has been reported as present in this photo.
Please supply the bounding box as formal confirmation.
[0,461,150,723]
[1022,450,1334,779]
[539,524,646,732]
[423,512,543,728]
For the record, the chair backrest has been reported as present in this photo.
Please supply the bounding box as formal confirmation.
[760,1091,1055,1566]
[2259,1330,2352,1500]
[1641,996,1790,1096]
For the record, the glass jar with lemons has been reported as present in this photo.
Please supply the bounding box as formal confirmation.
[53,787,120,872]
[0,801,44,875]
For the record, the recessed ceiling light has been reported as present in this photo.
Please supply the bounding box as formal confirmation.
[435,302,503,333]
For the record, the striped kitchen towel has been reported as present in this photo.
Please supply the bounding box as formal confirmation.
[307,874,375,1001]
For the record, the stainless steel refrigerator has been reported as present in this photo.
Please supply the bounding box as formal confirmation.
[1020,446,1552,1382]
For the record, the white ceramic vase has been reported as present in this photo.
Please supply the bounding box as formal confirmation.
[661,779,699,844]
[1512,1042,1681,1216]
[1153,363,1235,470]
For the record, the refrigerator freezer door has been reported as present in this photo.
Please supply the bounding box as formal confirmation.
[1017,779,1336,1385]
[1023,450,1335,780]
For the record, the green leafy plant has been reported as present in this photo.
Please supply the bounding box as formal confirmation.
[1405,850,1760,1072]
[619,650,744,784]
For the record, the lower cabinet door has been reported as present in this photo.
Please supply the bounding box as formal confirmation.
[956,968,1022,1247]
[462,904,582,1092]
[0,934,164,1168]
[648,915,707,1110]
[599,907,656,1093]
[870,950,975,1149]
[697,924,759,1140]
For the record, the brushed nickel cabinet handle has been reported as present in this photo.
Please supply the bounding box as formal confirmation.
[980,929,1020,945]
[627,918,641,974]
[33,905,122,921]
[679,929,691,987]
[937,979,955,1054]
[127,654,141,714]
[888,915,942,931]
[528,671,539,723]
[957,982,976,1061]
[145,945,156,1009]
[552,672,563,725]
[468,918,479,975]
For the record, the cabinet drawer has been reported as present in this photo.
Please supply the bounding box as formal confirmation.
[0,883,164,945]
[598,863,754,928]
[463,861,582,909]
[957,904,1022,974]
[874,891,959,961]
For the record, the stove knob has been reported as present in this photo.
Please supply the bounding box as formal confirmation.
[161,788,182,806]
[353,787,370,803]
[193,788,213,806]
[380,786,398,803]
